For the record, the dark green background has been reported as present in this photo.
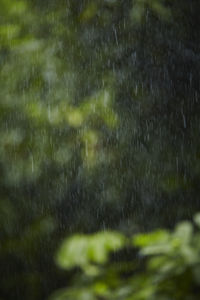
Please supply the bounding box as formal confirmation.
[0,0,200,299]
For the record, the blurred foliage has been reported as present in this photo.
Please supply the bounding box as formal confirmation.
[0,0,200,299]
[51,213,200,300]
[56,231,125,273]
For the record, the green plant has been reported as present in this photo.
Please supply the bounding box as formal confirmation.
[52,213,200,300]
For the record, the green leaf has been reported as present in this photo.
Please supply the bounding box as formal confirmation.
[174,221,193,244]
[194,213,200,228]
[56,231,125,270]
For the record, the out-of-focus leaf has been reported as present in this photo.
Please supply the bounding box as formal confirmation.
[56,231,125,270]
[174,221,193,244]
[133,230,170,255]
[194,213,200,228]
